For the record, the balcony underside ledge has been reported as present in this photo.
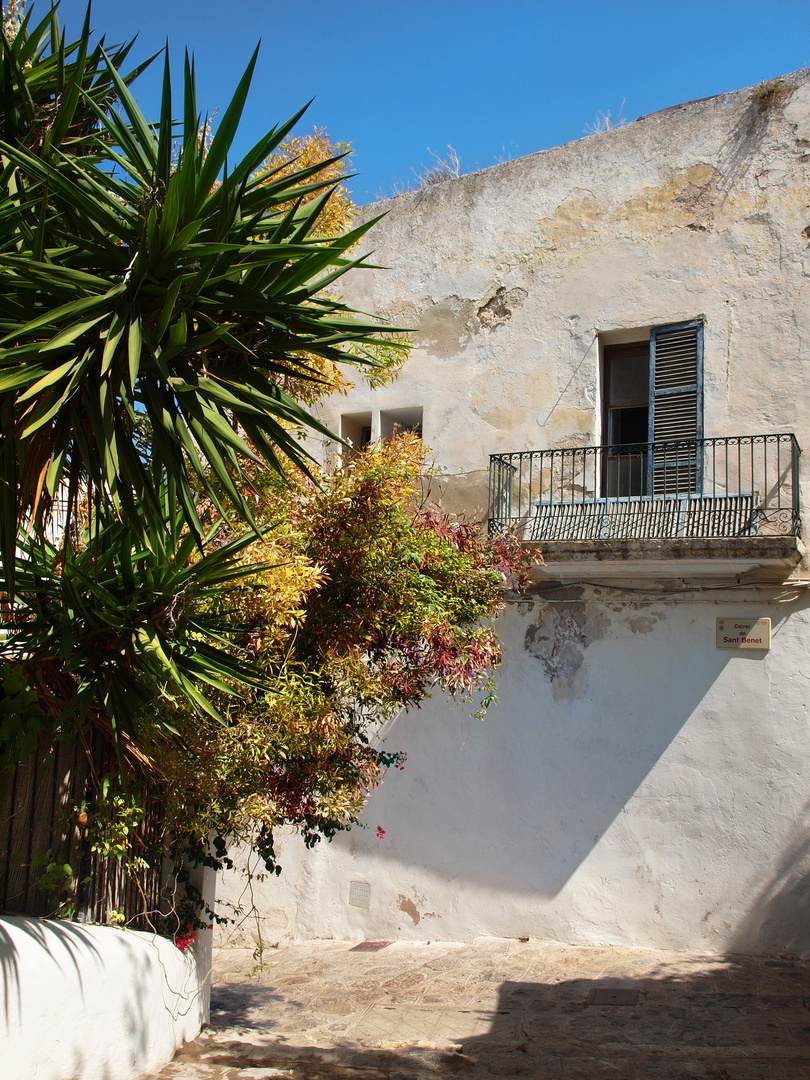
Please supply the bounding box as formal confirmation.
[526,535,806,583]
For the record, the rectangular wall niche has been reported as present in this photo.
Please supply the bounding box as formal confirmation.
[349,881,371,909]
[341,412,372,451]
[380,406,423,440]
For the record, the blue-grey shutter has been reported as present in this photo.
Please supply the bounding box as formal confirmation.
[648,321,703,496]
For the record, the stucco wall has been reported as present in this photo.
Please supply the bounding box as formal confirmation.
[1,908,213,1080]
[218,587,810,956]
[315,70,810,529]
[219,72,810,956]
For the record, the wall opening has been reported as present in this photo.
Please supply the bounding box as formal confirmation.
[341,411,373,451]
[598,322,703,497]
[380,406,423,440]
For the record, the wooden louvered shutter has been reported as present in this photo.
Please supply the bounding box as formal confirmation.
[648,321,703,496]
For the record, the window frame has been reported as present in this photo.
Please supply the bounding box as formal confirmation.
[599,319,704,499]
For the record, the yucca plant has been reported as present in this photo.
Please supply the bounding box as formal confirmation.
[6,500,273,772]
[0,6,420,924]
[0,5,402,580]
[0,2,152,156]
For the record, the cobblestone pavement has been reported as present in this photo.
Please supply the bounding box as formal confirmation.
[144,937,810,1079]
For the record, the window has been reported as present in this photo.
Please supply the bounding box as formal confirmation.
[341,411,373,451]
[380,406,423,440]
[601,321,703,497]
[340,406,424,459]
[603,341,649,496]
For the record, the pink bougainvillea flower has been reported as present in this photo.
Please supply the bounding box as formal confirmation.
[175,924,196,951]
[376,826,386,839]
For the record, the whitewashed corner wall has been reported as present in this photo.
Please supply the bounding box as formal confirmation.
[218,70,810,956]
[0,915,211,1080]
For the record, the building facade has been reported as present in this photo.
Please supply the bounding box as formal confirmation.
[218,71,810,956]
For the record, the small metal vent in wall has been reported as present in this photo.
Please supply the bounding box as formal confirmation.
[349,881,371,909]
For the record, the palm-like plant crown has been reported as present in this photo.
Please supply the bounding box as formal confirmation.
[0,4,402,572]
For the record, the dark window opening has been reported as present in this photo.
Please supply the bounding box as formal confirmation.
[603,342,649,496]
[380,407,423,441]
[610,405,648,447]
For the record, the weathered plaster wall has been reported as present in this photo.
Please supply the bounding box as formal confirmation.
[218,73,810,956]
[0,915,211,1080]
[315,71,810,526]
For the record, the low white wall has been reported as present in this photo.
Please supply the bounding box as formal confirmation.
[0,914,211,1080]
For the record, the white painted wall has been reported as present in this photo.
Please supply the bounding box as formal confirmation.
[218,70,810,956]
[0,912,212,1080]
[219,588,810,956]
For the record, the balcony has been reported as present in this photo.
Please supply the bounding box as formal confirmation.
[488,434,804,581]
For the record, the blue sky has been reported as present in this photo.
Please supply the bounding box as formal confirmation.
[46,0,810,203]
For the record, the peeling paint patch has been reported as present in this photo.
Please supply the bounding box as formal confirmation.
[628,614,661,634]
[524,604,611,697]
[471,369,555,431]
[539,188,599,248]
[477,286,528,330]
[533,167,725,263]
[397,895,421,926]
[417,297,474,358]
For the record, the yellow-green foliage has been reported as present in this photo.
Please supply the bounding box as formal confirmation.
[148,434,513,861]
[749,78,792,108]
[252,128,408,404]
[252,126,356,240]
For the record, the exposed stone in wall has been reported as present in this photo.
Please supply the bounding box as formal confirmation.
[784,80,810,141]
[476,285,528,330]
[713,90,794,202]
[627,613,662,634]
[524,602,611,698]
[397,894,421,926]
[523,596,665,698]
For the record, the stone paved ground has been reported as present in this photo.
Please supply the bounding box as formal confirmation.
[144,938,810,1079]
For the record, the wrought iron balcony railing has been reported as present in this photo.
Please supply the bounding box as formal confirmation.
[488,434,801,542]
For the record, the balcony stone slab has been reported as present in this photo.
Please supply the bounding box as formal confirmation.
[526,535,805,583]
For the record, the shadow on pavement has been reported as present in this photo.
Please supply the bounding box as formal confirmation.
[166,952,810,1079]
